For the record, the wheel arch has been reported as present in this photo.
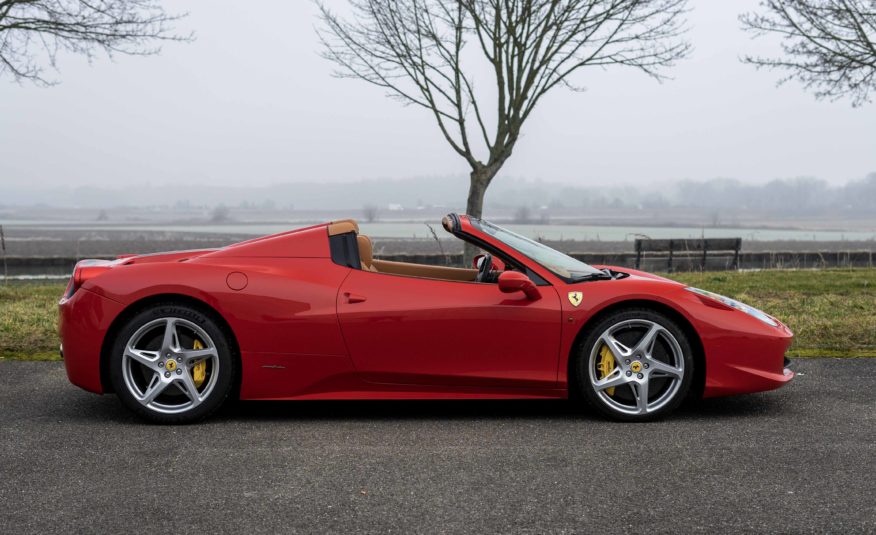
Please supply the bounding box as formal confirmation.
[99,293,242,394]
[567,298,706,401]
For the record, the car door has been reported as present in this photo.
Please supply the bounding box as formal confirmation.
[336,269,562,389]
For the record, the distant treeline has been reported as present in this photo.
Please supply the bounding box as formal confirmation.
[2,173,874,215]
[671,174,876,214]
[522,174,876,214]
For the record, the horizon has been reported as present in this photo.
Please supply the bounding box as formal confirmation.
[2,175,874,235]
[3,169,874,193]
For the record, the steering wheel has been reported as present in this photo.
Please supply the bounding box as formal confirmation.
[476,253,493,283]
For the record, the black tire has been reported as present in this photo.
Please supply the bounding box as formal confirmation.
[109,303,236,424]
[573,308,694,422]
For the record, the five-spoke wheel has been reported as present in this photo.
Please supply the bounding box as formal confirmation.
[576,309,693,421]
[110,304,235,423]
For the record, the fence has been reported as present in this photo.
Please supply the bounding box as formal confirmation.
[634,238,742,272]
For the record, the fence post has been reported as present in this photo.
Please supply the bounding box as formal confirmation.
[0,225,6,285]
[634,240,642,270]
[732,238,741,270]
[667,240,674,273]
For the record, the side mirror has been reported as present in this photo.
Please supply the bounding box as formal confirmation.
[498,271,541,301]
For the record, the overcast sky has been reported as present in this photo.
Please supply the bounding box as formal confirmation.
[1,0,874,190]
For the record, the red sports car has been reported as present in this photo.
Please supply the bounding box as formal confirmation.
[59,214,794,423]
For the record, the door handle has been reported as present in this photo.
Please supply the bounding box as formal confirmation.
[344,292,367,304]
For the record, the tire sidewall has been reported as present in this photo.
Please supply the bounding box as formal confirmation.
[574,308,694,422]
[109,303,235,424]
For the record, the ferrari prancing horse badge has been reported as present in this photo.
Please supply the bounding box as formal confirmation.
[568,291,583,307]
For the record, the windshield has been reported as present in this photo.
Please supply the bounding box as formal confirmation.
[471,219,603,281]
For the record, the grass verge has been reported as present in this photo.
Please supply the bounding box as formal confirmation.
[1,283,65,362]
[1,268,874,361]
[667,269,875,358]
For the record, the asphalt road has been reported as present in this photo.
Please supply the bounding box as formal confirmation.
[1,359,874,534]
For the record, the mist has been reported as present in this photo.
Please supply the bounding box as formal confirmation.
[1,0,875,196]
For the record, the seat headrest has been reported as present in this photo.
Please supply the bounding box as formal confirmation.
[357,235,373,266]
[328,219,360,236]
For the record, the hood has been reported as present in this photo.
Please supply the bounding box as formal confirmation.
[590,265,685,286]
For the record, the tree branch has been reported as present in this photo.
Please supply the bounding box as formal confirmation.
[318,0,690,174]
[742,0,876,106]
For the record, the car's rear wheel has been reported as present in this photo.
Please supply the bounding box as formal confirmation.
[574,308,693,421]
[109,304,235,424]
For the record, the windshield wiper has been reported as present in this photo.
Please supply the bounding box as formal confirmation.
[573,270,614,282]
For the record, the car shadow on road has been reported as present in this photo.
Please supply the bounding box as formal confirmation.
[220,398,587,422]
[60,389,788,425]
[207,393,786,424]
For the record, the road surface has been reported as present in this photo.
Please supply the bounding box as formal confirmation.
[0,359,873,533]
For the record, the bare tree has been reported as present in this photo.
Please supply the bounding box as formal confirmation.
[513,204,532,223]
[210,204,231,223]
[742,0,876,106]
[317,0,689,261]
[0,0,189,84]
[363,203,379,222]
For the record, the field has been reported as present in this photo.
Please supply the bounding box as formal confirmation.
[0,283,64,361]
[1,268,874,361]
[670,269,875,357]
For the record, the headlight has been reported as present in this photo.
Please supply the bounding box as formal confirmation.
[685,287,778,327]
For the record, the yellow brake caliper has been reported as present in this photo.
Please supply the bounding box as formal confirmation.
[597,344,616,396]
[192,339,207,388]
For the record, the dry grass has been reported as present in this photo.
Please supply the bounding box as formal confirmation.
[1,268,874,360]
[668,269,876,357]
[0,283,64,360]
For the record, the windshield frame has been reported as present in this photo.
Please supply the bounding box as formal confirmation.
[469,218,604,283]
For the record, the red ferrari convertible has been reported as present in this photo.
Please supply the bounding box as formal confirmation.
[59,214,794,423]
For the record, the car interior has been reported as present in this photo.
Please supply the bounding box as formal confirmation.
[327,217,516,284]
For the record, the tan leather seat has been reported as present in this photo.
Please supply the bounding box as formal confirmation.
[357,235,378,272]
[355,229,477,281]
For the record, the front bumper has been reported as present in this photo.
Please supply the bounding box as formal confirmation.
[702,323,795,398]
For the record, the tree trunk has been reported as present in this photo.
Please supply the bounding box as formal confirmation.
[462,166,500,266]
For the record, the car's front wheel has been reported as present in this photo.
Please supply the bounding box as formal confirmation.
[109,303,235,424]
[574,308,694,421]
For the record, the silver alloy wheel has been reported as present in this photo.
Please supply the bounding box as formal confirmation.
[587,319,685,416]
[121,317,220,415]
